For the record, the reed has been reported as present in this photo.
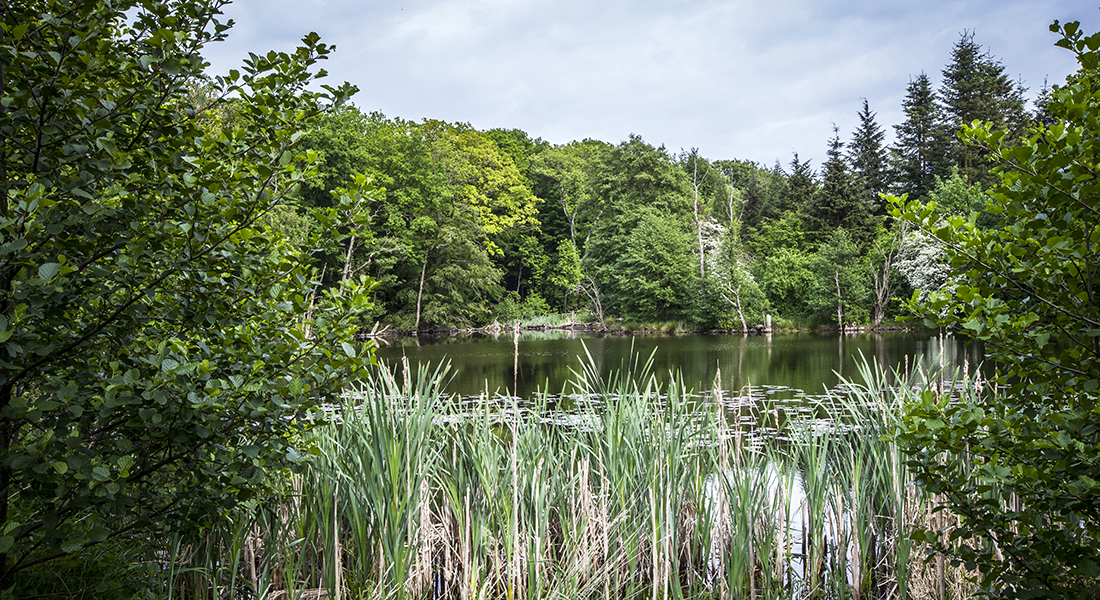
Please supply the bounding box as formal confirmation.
[157,352,986,600]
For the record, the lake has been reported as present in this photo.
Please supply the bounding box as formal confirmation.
[371,330,986,402]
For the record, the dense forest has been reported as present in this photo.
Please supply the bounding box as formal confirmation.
[280,31,1041,332]
[5,0,1100,595]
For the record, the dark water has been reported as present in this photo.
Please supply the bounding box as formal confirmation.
[371,330,986,401]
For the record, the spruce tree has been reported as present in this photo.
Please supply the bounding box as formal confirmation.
[780,152,817,215]
[807,126,877,248]
[891,72,951,200]
[940,31,1028,185]
[738,169,766,238]
[848,99,889,215]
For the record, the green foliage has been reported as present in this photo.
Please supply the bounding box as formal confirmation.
[891,72,953,200]
[0,0,373,589]
[546,239,584,310]
[779,152,817,215]
[495,291,553,323]
[754,247,816,322]
[744,210,807,256]
[848,99,890,214]
[483,128,548,185]
[298,106,376,210]
[940,31,1029,187]
[703,224,768,329]
[605,207,696,322]
[891,19,1100,597]
[927,166,986,217]
[805,127,879,249]
[809,229,871,326]
[300,113,541,329]
[737,161,786,236]
[585,136,696,321]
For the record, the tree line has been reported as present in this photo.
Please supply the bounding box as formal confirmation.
[286,30,1041,331]
[4,1,1098,595]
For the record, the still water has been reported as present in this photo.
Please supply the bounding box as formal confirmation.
[372,330,986,401]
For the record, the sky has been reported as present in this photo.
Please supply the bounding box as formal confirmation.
[200,0,1099,169]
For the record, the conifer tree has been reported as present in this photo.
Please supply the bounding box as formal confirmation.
[807,127,877,248]
[940,31,1028,185]
[848,99,889,214]
[891,73,952,200]
[780,152,816,215]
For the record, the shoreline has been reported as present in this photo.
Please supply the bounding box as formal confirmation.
[357,320,916,340]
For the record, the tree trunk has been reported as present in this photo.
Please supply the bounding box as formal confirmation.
[415,257,428,332]
[691,156,707,281]
[341,233,357,286]
[871,222,906,328]
[720,285,747,332]
[581,276,604,326]
[835,271,844,329]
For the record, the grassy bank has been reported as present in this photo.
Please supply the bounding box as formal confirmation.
[161,356,975,599]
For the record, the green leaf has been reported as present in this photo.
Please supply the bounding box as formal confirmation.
[10,455,34,470]
[341,341,356,358]
[38,262,60,281]
[60,538,85,554]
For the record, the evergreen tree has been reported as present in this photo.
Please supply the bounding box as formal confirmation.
[780,152,816,214]
[848,99,889,214]
[940,31,1028,185]
[891,73,952,200]
[806,127,877,248]
[1032,78,1056,127]
[738,168,768,239]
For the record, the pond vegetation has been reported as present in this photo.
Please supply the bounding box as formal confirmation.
[164,354,981,599]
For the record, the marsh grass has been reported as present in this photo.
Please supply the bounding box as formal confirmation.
[161,353,979,599]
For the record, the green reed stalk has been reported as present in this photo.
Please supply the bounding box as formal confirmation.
[156,348,992,600]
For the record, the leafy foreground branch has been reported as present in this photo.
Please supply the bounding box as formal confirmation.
[0,1,376,594]
[889,19,1100,598]
[158,357,981,600]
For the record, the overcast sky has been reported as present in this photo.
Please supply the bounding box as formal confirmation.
[201,0,1098,169]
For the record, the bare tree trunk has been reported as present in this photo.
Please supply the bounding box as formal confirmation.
[341,233,357,286]
[688,151,709,282]
[835,271,844,329]
[872,222,907,327]
[719,284,747,332]
[580,276,604,326]
[415,257,428,332]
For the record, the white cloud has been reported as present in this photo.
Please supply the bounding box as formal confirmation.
[203,0,1100,166]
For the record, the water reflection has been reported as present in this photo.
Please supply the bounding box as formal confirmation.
[372,331,987,401]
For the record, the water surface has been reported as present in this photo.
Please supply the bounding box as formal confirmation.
[372,330,985,401]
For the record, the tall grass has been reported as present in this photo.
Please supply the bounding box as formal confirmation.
[159,353,981,599]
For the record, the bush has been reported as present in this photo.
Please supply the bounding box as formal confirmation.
[891,19,1100,597]
[0,0,372,589]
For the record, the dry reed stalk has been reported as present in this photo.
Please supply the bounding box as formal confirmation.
[333,481,342,600]
[408,476,434,599]
[600,452,610,600]
[510,412,520,599]
[462,490,471,600]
